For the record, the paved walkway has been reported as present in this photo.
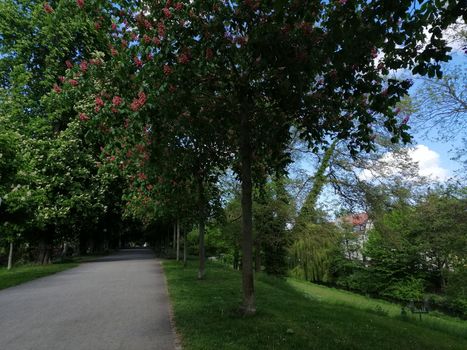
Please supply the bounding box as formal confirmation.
[0,249,176,350]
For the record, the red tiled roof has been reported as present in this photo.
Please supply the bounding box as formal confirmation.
[341,213,369,226]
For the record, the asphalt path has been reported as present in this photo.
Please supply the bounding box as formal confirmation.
[0,249,177,350]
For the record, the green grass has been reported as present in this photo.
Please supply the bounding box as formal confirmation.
[0,263,78,290]
[163,260,467,350]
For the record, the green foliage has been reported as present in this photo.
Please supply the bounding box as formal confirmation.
[445,267,467,318]
[382,277,426,302]
[254,178,293,276]
[332,184,467,318]
[289,221,340,283]
[187,224,230,258]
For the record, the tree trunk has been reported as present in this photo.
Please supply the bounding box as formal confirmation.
[61,241,68,261]
[239,111,256,315]
[198,178,206,279]
[183,230,187,267]
[7,242,13,270]
[233,249,239,270]
[255,242,261,273]
[198,217,206,279]
[176,219,180,261]
[173,223,176,249]
[296,139,338,227]
[37,240,51,265]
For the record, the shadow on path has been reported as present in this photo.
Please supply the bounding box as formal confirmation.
[84,248,155,263]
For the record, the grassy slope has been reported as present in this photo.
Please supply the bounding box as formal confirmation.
[288,278,467,339]
[0,263,78,290]
[163,261,467,350]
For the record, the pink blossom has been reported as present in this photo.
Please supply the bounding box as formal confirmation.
[79,61,88,72]
[79,113,89,121]
[338,0,347,5]
[95,22,101,30]
[158,22,166,37]
[43,3,54,13]
[111,22,117,31]
[112,96,122,106]
[153,37,161,45]
[65,60,73,69]
[76,0,84,9]
[130,100,140,111]
[133,56,143,68]
[138,91,147,105]
[53,84,62,93]
[402,115,410,125]
[174,2,183,10]
[178,53,189,64]
[58,76,65,83]
[130,91,147,111]
[68,79,79,86]
[144,20,152,30]
[163,64,172,75]
[162,8,172,19]
[147,53,153,61]
[143,34,151,44]
[95,96,105,107]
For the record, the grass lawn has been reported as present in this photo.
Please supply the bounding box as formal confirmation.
[0,263,78,290]
[163,260,467,350]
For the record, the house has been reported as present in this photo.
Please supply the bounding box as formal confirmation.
[337,213,373,261]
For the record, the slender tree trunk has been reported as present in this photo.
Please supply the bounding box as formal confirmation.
[239,111,255,315]
[233,249,239,270]
[166,226,170,254]
[255,242,261,273]
[61,241,68,261]
[176,219,180,261]
[198,178,206,279]
[198,218,206,279]
[173,223,176,249]
[183,230,187,267]
[37,239,51,265]
[7,242,13,270]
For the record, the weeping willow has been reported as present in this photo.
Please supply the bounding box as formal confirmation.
[289,222,340,282]
[289,140,339,282]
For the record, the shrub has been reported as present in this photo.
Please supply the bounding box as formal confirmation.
[382,277,425,302]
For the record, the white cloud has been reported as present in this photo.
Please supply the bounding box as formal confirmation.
[359,144,449,182]
[410,145,449,180]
